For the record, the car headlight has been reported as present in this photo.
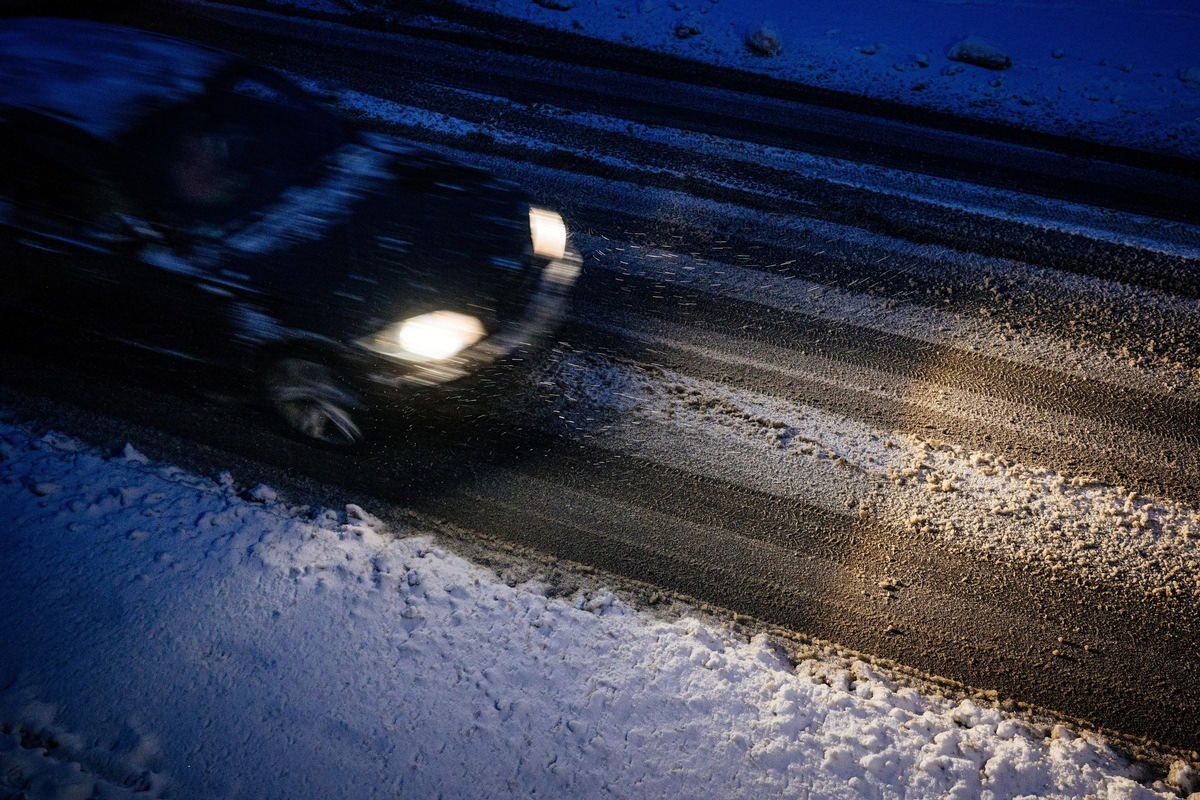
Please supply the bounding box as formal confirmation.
[359,311,486,362]
[529,206,567,261]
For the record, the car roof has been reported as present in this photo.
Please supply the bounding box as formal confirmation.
[0,17,236,141]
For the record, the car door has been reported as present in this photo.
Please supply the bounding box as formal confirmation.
[112,230,257,364]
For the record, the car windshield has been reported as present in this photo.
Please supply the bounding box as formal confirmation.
[124,65,352,225]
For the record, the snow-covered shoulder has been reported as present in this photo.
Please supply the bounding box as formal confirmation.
[0,417,1192,798]
[484,0,1200,156]
[270,0,1200,157]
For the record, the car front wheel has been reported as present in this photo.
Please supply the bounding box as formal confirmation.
[264,357,363,446]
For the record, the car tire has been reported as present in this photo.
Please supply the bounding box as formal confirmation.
[264,356,364,447]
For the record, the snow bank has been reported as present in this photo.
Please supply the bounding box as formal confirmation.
[425,0,1200,156]
[0,418,1182,798]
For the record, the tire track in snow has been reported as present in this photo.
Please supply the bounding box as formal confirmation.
[527,344,1200,603]
[567,227,1200,403]
[562,244,1200,502]
[540,219,1200,602]
[561,307,1200,504]
[314,75,1200,296]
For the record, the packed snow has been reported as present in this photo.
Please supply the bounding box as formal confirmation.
[2,419,1196,799]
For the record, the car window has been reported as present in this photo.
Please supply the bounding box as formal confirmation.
[121,65,351,227]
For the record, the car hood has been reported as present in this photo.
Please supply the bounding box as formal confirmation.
[215,133,538,341]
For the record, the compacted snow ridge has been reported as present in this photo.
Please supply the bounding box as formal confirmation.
[1,418,1194,798]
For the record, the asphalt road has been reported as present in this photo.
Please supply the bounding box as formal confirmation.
[4,0,1200,758]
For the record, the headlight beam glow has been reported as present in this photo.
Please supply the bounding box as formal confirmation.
[361,311,486,362]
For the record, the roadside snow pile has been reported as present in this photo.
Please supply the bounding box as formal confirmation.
[744,21,782,57]
[946,36,1012,71]
[0,417,1183,798]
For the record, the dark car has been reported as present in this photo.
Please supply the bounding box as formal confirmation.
[0,17,580,444]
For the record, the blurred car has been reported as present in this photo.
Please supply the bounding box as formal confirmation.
[0,17,580,444]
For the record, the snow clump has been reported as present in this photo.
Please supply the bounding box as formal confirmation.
[1166,760,1198,794]
[674,15,703,39]
[744,22,782,57]
[947,35,1012,70]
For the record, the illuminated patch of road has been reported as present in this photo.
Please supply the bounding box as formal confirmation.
[533,347,1200,601]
